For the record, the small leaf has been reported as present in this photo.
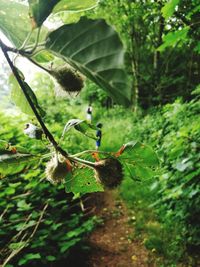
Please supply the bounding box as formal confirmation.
[162,0,180,19]
[157,27,189,52]
[59,238,81,253]
[45,17,131,106]
[46,255,56,261]
[18,253,41,266]
[62,119,97,140]
[9,241,26,250]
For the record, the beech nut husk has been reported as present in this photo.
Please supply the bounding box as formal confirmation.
[94,158,124,189]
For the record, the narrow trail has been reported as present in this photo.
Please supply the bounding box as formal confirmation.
[85,191,155,267]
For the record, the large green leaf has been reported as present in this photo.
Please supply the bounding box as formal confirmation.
[65,166,104,194]
[120,141,159,167]
[0,152,38,176]
[0,0,31,47]
[45,17,131,106]
[119,141,159,180]
[161,0,180,19]
[9,74,45,117]
[0,0,48,47]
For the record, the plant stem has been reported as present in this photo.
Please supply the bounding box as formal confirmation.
[68,156,96,168]
[71,150,112,157]
[19,29,33,50]
[0,39,68,158]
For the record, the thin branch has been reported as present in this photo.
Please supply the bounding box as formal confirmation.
[19,30,33,50]
[70,150,112,157]
[27,27,41,53]
[68,156,96,168]
[2,204,48,267]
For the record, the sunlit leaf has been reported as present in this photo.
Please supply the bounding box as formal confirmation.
[0,0,47,47]
[157,27,189,52]
[33,50,54,63]
[45,17,131,106]
[53,0,99,13]
[162,0,180,19]
[0,0,31,47]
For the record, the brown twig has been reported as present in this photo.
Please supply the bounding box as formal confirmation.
[1,204,48,267]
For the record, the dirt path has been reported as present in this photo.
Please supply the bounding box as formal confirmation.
[85,191,155,267]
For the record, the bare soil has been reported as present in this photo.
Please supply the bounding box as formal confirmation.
[85,191,156,267]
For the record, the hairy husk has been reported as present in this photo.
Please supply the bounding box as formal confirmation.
[94,158,123,189]
[45,156,69,184]
[50,66,84,92]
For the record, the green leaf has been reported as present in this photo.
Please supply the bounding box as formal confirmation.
[121,141,159,167]
[62,119,97,140]
[28,0,60,28]
[33,51,55,63]
[53,0,99,13]
[0,0,31,47]
[65,167,104,194]
[59,238,81,253]
[46,255,56,261]
[161,0,180,19]
[9,241,26,250]
[18,253,41,266]
[0,152,38,176]
[9,74,45,117]
[17,200,32,211]
[157,27,189,52]
[45,17,131,106]
[0,0,47,47]
[4,187,15,195]
[119,141,159,181]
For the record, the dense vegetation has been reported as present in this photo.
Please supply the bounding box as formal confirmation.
[0,0,200,266]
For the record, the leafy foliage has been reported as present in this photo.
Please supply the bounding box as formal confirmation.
[119,98,200,265]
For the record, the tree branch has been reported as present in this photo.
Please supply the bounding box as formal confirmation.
[0,39,68,158]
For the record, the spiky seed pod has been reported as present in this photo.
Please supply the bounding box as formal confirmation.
[94,158,124,189]
[50,65,84,93]
[45,155,71,184]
